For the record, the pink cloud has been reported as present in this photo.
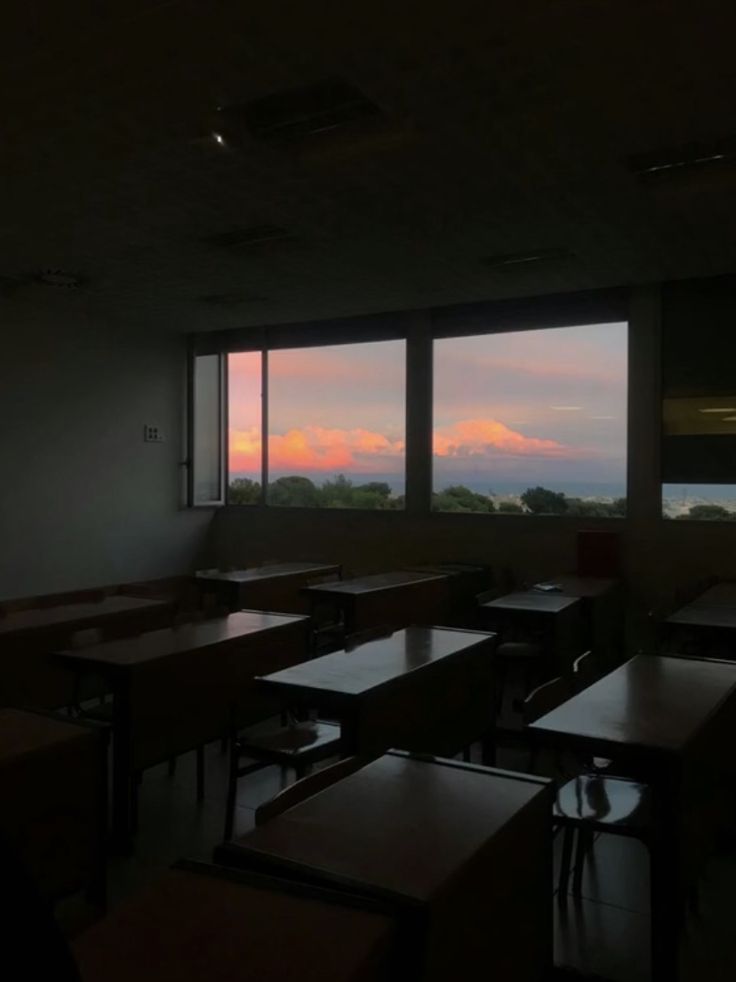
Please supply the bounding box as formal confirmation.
[433,418,578,459]
[229,425,404,473]
[229,416,585,473]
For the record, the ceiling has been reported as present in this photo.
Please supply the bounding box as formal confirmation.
[2,0,736,334]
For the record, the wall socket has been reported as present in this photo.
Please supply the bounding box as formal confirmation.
[144,424,164,443]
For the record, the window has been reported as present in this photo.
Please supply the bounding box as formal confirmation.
[190,353,225,506]
[660,276,736,521]
[226,340,406,509]
[432,323,628,515]
[228,351,263,504]
[662,485,736,521]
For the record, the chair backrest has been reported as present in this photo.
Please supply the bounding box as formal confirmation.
[254,757,368,826]
[475,589,497,606]
[306,570,341,587]
[344,625,394,650]
[172,609,206,627]
[522,676,571,726]
[69,628,104,649]
[572,650,596,692]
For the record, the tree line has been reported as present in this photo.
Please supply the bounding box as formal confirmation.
[229,476,628,516]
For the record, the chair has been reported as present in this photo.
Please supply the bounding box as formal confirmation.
[345,624,394,649]
[571,649,596,692]
[254,756,368,826]
[522,677,653,903]
[224,717,342,840]
[478,588,545,716]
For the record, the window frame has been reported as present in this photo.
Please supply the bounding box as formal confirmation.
[187,351,227,508]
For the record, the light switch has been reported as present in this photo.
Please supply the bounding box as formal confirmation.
[144,424,164,443]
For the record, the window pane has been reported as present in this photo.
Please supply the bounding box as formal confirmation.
[267,341,405,508]
[433,323,628,515]
[663,484,736,521]
[228,351,262,504]
[192,354,224,505]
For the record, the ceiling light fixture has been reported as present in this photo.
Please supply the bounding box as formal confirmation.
[699,407,736,414]
[630,138,736,178]
[212,131,227,147]
[483,248,574,269]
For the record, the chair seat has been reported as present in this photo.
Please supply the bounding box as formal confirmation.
[238,720,341,764]
[554,774,651,833]
[496,641,543,659]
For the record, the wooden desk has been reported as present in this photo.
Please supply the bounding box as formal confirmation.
[534,575,617,600]
[666,603,736,631]
[533,575,621,664]
[56,612,308,849]
[480,591,583,673]
[257,626,497,758]
[74,862,400,982]
[401,564,492,624]
[0,596,173,710]
[694,582,736,606]
[0,709,106,906]
[216,754,552,982]
[303,570,451,635]
[530,654,736,982]
[196,562,341,613]
[665,585,736,659]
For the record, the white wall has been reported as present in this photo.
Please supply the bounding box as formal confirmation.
[0,301,211,600]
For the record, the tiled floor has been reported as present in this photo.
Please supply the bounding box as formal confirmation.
[68,740,736,982]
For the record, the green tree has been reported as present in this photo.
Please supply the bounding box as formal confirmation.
[681,503,735,521]
[520,486,569,515]
[267,475,321,507]
[320,474,356,508]
[319,475,394,510]
[433,485,495,513]
[228,478,261,505]
[497,500,523,514]
[611,497,627,517]
[355,481,392,499]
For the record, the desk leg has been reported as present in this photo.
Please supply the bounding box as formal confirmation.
[650,766,684,982]
[111,678,134,854]
[339,711,360,757]
[344,597,357,637]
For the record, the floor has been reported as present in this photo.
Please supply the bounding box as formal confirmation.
[62,739,736,982]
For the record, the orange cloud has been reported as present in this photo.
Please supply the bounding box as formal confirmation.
[229,425,404,473]
[433,418,572,458]
[229,417,580,473]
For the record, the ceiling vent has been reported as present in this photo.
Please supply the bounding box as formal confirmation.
[213,77,383,148]
[198,292,268,306]
[200,225,295,250]
[629,137,736,179]
[33,268,86,288]
[482,248,574,269]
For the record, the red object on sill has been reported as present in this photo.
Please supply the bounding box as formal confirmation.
[577,530,621,577]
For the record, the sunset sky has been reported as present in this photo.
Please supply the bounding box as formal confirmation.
[228,322,628,493]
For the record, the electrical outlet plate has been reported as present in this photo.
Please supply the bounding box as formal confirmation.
[144,424,164,443]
